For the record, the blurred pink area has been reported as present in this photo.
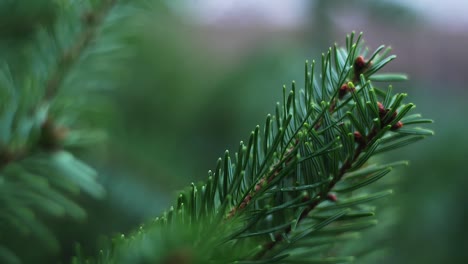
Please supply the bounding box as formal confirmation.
[167,0,467,88]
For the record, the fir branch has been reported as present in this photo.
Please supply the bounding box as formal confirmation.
[227,139,299,219]
[254,113,385,259]
[0,0,117,168]
[44,0,116,101]
[75,32,433,264]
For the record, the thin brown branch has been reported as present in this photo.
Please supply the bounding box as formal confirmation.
[253,125,379,260]
[254,100,403,259]
[226,140,299,219]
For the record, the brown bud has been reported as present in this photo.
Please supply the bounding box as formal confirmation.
[377,102,386,115]
[326,193,338,202]
[338,84,349,99]
[353,131,362,140]
[391,121,404,130]
[354,56,366,71]
[353,131,366,145]
[377,102,400,126]
[377,102,384,109]
[39,118,69,151]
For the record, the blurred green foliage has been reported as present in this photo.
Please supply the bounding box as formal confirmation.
[0,0,57,39]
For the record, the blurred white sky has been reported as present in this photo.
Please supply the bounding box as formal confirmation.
[172,0,468,31]
[170,0,309,28]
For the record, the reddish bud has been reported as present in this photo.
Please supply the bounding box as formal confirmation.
[353,131,365,145]
[353,131,362,140]
[326,193,338,202]
[354,56,366,70]
[339,84,349,99]
[377,102,400,126]
[377,102,385,112]
[377,102,388,119]
[391,121,404,130]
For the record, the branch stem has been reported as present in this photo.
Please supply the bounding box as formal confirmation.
[253,126,379,259]
[0,0,116,170]
[44,0,116,101]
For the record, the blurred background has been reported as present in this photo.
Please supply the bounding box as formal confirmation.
[4,0,467,262]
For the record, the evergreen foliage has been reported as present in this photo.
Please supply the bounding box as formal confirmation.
[78,33,430,264]
[0,1,432,263]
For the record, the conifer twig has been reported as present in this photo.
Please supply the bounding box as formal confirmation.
[254,99,403,259]
[251,52,392,258]
[227,140,299,219]
[44,0,116,101]
[1,1,116,168]
[67,32,433,264]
